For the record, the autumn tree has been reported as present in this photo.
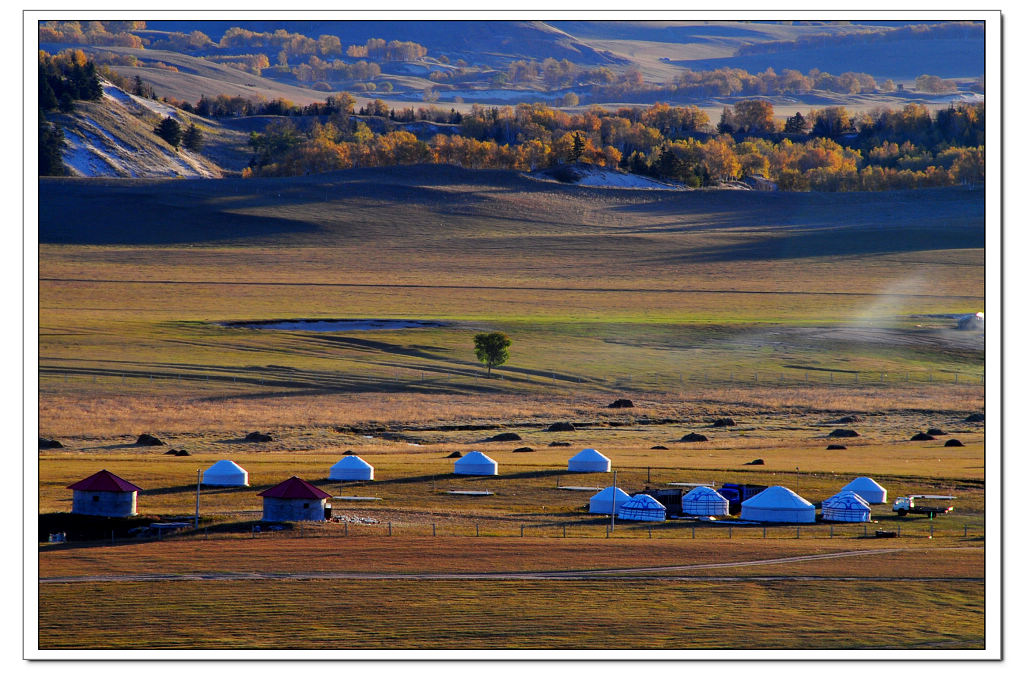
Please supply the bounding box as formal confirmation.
[474,332,511,377]
[733,99,775,133]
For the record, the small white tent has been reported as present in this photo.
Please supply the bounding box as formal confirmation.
[681,486,730,516]
[329,455,374,481]
[841,477,887,504]
[202,460,249,487]
[740,486,816,523]
[588,486,631,514]
[567,448,611,472]
[821,490,872,522]
[453,450,498,476]
[617,494,667,522]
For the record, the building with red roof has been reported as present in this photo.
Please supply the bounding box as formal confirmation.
[67,470,143,517]
[258,476,332,522]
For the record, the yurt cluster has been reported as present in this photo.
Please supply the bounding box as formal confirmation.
[65,444,887,527]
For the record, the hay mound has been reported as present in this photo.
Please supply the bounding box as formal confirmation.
[830,415,863,424]
[244,431,273,442]
[607,398,634,408]
[827,429,859,438]
[512,447,535,453]
[944,439,965,447]
[910,432,936,441]
[446,451,462,458]
[680,432,709,442]
[826,444,847,450]
[548,441,572,447]
[650,445,668,450]
[39,437,63,449]
[136,433,164,446]
[711,418,736,427]
[965,413,984,423]
[744,458,765,465]
[926,428,948,436]
[546,422,576,432]
[164,449,190,456]
[486,432,521,442]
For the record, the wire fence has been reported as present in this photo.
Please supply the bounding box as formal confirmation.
[51,518,982,547]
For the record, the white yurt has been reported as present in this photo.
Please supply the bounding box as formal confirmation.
[681,486,730,516]
[453,450,498,476]
[202,460,249,487]
[740,486,816,523]
[588,486,631,514]
[821,490,872,522]
[567,448,611,473]
[329,455,374,481]
[616,494,667,522]
[841,477,887,504]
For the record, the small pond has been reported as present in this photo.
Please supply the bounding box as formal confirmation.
[220,319,448,332]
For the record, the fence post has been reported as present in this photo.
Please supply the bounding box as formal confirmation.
[963,524,968,538]
[344,521,348,537]
[562,524,566,539]
[796,526,800,539]
[432,523,436,537]
[606,525,610,538]
[476,523,479,537]
[763,526,767,539]
[648,526,652,539]
[897,524,901,537]
[830,524,834,539]
[520,525,524,538]
[388,522,392,537]
[728,526,732,539]
[930,524,934,538]
[691,526,695,539]
[863,524,867,537]
[111,530,115,546]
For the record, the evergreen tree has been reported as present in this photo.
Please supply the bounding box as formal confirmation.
[784,111,808,134]
[38,113,68,176]
[182,122,204,151]
[154,117,183,148]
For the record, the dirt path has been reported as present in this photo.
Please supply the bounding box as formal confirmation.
[39,547,983,584]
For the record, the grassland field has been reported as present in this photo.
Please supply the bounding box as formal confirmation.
[35,165,986,651]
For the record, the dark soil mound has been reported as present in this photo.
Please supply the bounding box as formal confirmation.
[171,449,190,456]
[910,432,936,441]
[680,432,709,442]
[650,445,668,450]
[744,458,765,465]
[485,432,522,442]
[39,437,63,449]
[607,399,634,408]
[548,441,572,447]
[512,446,535,453]
[926,428,948,436]
[244,431,273,442]
[965,413,984,423]
[711,418,736,427]
[826,444,847,450]
[136,433,164,446]
[446,451,462,458]
[546,422,576,432]
[944,439,965,447]
[827,429,859,438]
[831,415,863,424]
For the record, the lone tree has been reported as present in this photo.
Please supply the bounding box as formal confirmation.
[474,332,511,377]
[154,117,182,149]
[182,122,204,151]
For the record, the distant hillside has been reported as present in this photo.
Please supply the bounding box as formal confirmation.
[142,20,624,65]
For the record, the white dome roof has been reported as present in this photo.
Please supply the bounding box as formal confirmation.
[329,455,374,480]
[840,477,887,503]
[458,451,496,465]
[620,494,666,511]
[742,486,814,509]
[570,448,609,462]
[822,490,871,509]
[202,460,249,486]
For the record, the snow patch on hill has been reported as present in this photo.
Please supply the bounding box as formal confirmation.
[103,83,186,121]
[529,164,687,191]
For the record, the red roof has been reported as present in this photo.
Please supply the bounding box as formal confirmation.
[258,476,331,500]
[67,470,143,493]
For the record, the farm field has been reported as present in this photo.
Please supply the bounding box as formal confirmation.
[34,166,987,652]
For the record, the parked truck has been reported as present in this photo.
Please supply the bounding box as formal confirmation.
[892,495,955,518]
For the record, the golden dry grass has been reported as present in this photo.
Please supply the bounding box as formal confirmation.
[37,578,984,649]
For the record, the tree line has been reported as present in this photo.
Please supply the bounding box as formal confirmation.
[240,96,983,191]
[38,49,105,176]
